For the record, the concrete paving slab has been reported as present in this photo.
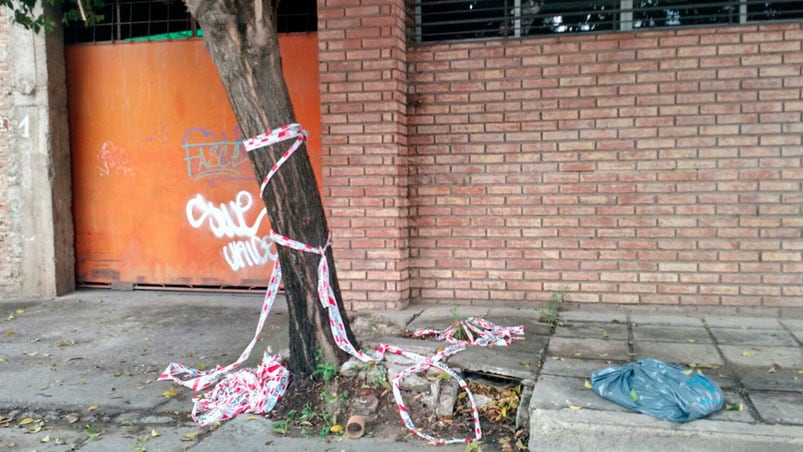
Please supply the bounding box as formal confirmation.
[632,324,712,344]
[704,366,739,390]
[779,318,803,343]
[350,309,420,339]
[709,327,799,347]
[77,424,202,452]
[739,366,803,392]
[529,375,630,412]
[719,345,803,368]
[448,346,540,380]
[749,391,803,425]
[553,321,629,340]
[708,390,756,423]
[633,341,724,367]
[546,337,632,361]
[529,408,803,452]
[540,357,627,379]
[558,311,628,323]
[704,316,784,330]
[406,306,489,332]
[190,415,472,452]
[0,424,85,451]
[362,336,442,356]
[629,315,703,327]
[481,313,553,337]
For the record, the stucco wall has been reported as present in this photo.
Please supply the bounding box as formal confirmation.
[0,7,74,299]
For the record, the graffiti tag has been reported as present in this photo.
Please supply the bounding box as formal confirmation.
[185,191,276,271]
[182,127,249,180]
[97,141,135,176]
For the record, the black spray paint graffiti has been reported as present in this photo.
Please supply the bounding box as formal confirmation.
[185,191,277,271]
[182,127,250,181]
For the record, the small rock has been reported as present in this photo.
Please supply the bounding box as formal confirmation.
[473,393,495,408]
[436,380,459,417]
[351,393,380,422]
[340,358,364,378]
[516,379,536,429]
[420,380,440,411]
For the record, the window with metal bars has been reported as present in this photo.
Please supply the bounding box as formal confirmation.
[413,1,803,42]
[63,0,318,44]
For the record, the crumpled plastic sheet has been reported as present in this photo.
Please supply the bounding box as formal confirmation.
[591,358,724,423]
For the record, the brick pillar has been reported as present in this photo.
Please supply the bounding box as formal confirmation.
[318,0,410,310]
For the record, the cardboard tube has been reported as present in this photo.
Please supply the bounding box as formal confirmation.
[346,415,366,439]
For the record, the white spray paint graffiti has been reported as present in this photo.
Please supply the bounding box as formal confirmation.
[186,191,276,271]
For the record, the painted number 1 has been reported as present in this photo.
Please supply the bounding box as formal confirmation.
[18,115,29,138]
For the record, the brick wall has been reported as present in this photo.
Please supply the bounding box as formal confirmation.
[318,0,411,310]
[0,10,22,295]
[407,25,803,307]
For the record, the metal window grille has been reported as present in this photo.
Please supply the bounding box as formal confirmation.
[64,0,318,44]
[413,0,803,42]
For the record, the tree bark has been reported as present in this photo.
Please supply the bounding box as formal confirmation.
[184,0,358,377]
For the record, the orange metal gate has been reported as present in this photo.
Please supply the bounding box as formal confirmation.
[66,35,322,289]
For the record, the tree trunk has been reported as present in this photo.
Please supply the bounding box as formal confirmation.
[184,0,358,377]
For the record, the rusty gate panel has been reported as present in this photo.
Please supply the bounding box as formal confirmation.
[66,35,322,289]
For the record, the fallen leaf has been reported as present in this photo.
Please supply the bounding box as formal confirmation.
[28,422,43,433]
[150,428,160,437]
[15,309,24,314]
[64,414,80,424]
[573,352,583,357]
[181,431,200,441]
[23,352,38,357]
[725,402,742,411]
[583,379,592,389]
[0,356,6,362]
[551,356,564,361]
[682,368,694,376]
[597,353,608,358]
[84,424,102,442]
[742,350,756,357]
[88,404,98,412]
[687,338,697,344]
[58,340,75,347]
[768,366,776,374]
[602,330,609,338]
[568,405,582,410]
[5,331,14,336]
[162,388,178,398]
[629,390,638,402]
[18,417,36,426]
[40,435,50,443]
[329,424,344,433]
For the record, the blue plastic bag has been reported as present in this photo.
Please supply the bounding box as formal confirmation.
[591,358,724,423]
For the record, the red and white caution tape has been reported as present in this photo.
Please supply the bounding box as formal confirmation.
[412,317,524,347]
[159,123,523,445]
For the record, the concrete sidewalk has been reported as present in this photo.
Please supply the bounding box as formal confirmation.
[0,290,801,451]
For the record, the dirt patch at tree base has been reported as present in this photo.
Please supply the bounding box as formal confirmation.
[268,372,529,451]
